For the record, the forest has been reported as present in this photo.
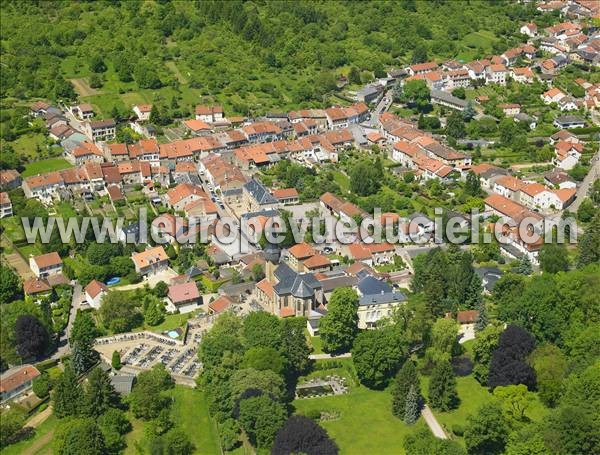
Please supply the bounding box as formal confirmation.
[0,0,549,119]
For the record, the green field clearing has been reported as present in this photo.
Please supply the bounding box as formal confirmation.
[462,30,497,51]
[143,312,193,333]
[1,217,26,243]
[0,414,58,455]
[22,158,73,177]
[124,387,220,455]
[420,374,549,444]
[18,243,42,259]
[293,382,425,454]
[8,133,48,159]
[331,171,351,194]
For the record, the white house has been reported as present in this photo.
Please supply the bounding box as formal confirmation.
[29,252,63,278]
[133,104,153,122]
[553,140,583,170]
[84,279,108,309]
[486,64,508,85]
[520,23,538,37]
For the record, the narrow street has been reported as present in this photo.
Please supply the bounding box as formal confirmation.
[570,151,599,211]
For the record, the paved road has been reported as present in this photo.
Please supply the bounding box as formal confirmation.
[52,282,82,359]
[309,353,352,360]
[421,405,448,439]
[368,89,393,128]
[570,151,599,211]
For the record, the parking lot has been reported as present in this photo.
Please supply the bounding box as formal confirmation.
[93,316,215,380]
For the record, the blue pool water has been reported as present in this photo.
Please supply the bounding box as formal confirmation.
[106,277,121,285]
[167,331,179,339]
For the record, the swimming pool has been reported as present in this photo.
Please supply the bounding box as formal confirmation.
[106,277,121,285]
[167,330,179,339]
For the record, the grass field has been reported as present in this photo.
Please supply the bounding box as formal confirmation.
[144,312,193,333]
[124,387,220,455]
[331,171,351,194]
[456,30,498,61]
[8,133,48,159]
[22,158,73,177]
[308,334,323,354]
[419,372,550,445]
[293,382,425,454]
[1,217,26,242]
[0,414,58,455]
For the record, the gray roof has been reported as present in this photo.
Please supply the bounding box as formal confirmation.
[475,267,503,292]
[110,375,135,395]
[357,276,392,296]
[358,85,380,97]
[243,179,278,205]
[359,291,407,306]
[430,89,468,109]
[319,275,358,292]
[480,167,508,179]
[555,115,585,124]
[273,263,321,299]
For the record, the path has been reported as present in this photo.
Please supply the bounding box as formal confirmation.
[24,405,53,429]
[21,431,53,455]
[421,405,447,439]
[69,77,101,97]
[569,151,599,211]
[309,353,352,360]
[113,268,178,290]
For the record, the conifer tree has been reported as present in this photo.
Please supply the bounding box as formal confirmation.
[392,360,420,418]
[404,385,420,425]
[428,361,459,411]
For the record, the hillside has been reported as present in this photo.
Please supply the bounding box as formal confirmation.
[0,0,549,117]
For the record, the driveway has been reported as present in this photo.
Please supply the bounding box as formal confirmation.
[114,268,178,291]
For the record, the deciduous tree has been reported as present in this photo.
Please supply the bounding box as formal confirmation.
[351,327,405,389]
[238,395,287,448]
[272,415,338,455]
[14,314,49,360]
[319,288,359,354]
[464,403,509,455]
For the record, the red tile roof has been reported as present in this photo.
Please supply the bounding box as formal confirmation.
[0,365,40,393]
[209,295,233,313]
[168,281,200,304]
[32,252,62,268]
[85,279,107,299]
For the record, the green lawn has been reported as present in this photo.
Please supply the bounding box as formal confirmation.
[8,132,48,159]
[1,217,26,242]
[331,171,351,194]
[22,158,73,177]
[124,387,220,454]
[144,312,193,333]
[308,334,323,354]
[54,202,77,218]
[293,383,425,454]
[0,414,58,455]
[420,374,549,444]
[18,243,42,258]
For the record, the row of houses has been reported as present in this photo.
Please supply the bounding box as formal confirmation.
[471,163,577,211]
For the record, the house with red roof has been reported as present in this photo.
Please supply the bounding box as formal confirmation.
[553,140,584,170]
[85,279,108,309]
[167,281,201,311]
[1,365,41,403]
[29,252,62,278]
[133,104,153,121]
